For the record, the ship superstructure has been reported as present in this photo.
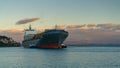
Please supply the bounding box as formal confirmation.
[24,25,37,41]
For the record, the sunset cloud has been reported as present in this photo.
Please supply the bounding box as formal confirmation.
[0,29,24,43]
[57,25,66,29]
[66,25,86,29]
[0,23,120,45]
[97,23,117,29]
[63,23,120,45]
[65,28,120,45]
[16,18,40,25]
[87,24,96,27]
[65,23,120,31]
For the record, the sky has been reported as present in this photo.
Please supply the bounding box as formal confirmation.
[0,0,120,29]
[0,0,120,44]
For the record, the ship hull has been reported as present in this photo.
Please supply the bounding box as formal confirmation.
[22,30,68,49]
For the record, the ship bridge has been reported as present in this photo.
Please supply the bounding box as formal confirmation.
[24,25,37,40]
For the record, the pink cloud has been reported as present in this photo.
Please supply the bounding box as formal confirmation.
[0,29,24,43]
[65,28,120,45]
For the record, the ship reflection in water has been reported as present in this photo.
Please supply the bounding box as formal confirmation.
[0,46,120,68]
[22,25,68,49]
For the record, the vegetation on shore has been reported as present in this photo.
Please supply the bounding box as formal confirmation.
[0,36,21,47]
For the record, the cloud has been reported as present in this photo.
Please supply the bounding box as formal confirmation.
[95,23,120,30]
[66,25,86,29]
[97,23,116,29]
[87,24,96,27]
[0,29,24,43]
[57,25,66,29]
[0,23,120,45]
[16,18,40,25]
[65,23,120,31]
[65,28,120,45]
[64,23,120,45]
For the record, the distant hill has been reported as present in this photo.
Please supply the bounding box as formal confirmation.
[0,36,20,47]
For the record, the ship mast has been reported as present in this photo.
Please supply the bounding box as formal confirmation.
[55,25,58,30]
[29,24,32,30]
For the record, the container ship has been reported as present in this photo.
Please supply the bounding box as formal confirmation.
[22,25,68,48]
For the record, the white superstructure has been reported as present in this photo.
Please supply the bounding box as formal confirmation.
[24,25,37,40]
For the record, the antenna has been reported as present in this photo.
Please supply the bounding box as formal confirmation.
[55,24,58,29]
[29,24,32,30]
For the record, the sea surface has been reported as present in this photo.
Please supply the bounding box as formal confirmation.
[0,46,120,68]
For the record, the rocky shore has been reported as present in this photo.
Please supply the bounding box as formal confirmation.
[0,36,20,47]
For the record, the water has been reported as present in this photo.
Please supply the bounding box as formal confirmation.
[0,46,120,68]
